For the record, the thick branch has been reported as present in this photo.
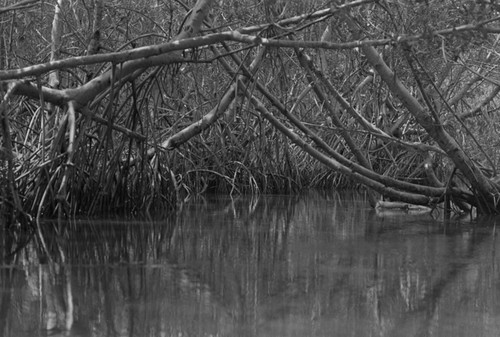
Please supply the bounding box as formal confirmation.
[48,0,64,89]
[244,87,439,206]
[2,13,498,81]
[295,48,379,206]
[0,0,39,14]
[158,47,265,151]
[347,17,500,213]
[1,0,214,110]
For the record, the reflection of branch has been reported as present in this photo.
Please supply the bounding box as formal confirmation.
[64,266,74,330]
[389,229,491,337]
[42,263,74,331]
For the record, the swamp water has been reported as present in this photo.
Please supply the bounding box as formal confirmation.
[1,191,500,337]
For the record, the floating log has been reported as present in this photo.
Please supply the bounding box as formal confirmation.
[375,200,432,213]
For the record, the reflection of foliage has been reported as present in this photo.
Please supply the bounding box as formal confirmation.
[1,194,500,335]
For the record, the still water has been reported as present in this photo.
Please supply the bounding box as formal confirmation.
[1,191,500,337]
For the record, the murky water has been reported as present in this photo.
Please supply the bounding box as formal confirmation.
[1,191,500,337]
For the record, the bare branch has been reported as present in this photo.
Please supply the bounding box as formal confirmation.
[2,14,498,81]
[0,0,40,14]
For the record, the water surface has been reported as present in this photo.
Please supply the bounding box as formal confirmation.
[1,191,499,337]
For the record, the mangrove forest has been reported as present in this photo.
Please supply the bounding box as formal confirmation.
[1,0,500,228]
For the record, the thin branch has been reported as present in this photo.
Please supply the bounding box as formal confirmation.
[459,86,500,120]
[0,0,40,14]
[243,84,441,206]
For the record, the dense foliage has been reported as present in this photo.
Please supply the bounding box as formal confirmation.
[0,0,499,223]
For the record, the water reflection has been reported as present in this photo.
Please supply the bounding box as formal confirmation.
[1,191,500,337]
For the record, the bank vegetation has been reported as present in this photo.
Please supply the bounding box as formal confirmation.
[0,0,500,231]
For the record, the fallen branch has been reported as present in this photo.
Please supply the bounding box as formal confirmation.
[375,200,432,212]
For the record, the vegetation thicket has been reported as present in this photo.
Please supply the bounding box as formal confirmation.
[1,0,500,228]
